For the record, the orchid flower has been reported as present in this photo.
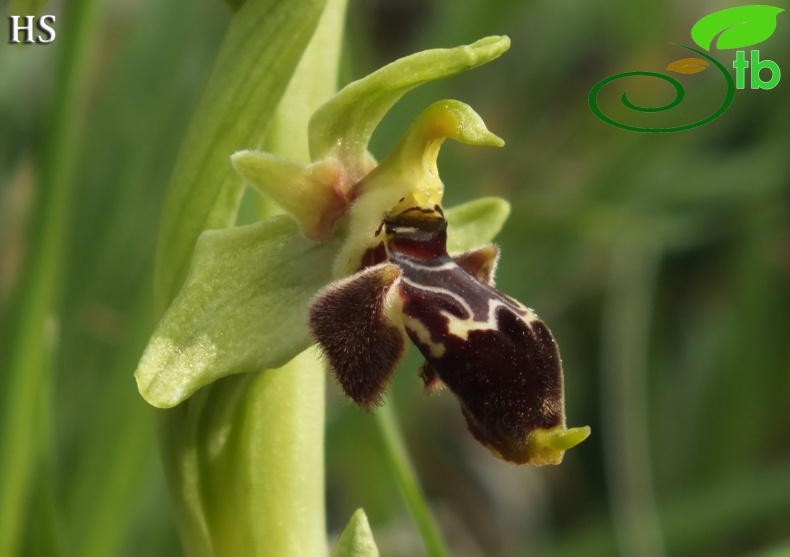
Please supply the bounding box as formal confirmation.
[135,35,588,467]
[134,31,587,557]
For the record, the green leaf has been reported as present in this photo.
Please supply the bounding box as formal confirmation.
[137,215,341,408]
[308,36,510,184]
[691,5,784,51]
[445,197,511,253]
[154,0,329,315]
[330,509,380,557]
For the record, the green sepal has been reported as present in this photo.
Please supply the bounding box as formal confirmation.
[329,509,380,557]
[136,216,340,408]
[308,35,510,185]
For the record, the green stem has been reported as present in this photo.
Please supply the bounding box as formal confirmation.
[0,1,101,555]
[375,402,452,557]
[160,348,329,557]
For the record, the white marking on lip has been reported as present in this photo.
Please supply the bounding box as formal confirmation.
[400,273,543,354]
[442,300,540,341]
[396,257,457,272]
[401,276,475,317]
[401,276,538,324]
[391,226,419,235]
[403,316,446,357]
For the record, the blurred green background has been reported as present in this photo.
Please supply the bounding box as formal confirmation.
[1,0,789,556]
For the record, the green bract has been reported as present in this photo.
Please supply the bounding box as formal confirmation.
[329,510,380,557]
[135,36,512,408]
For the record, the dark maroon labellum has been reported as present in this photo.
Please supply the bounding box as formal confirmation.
[309,208,587,465]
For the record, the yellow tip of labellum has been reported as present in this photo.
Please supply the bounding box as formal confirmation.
[523,425,591,466]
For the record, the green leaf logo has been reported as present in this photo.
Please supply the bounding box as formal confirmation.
[691,5,784,51]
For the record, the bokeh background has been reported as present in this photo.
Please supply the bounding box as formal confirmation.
[2,0,789,556]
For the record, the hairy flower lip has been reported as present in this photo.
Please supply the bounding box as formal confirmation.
[304,90,589,466]
[311,207,592,465]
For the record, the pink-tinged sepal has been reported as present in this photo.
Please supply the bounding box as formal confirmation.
[309,263,406,408]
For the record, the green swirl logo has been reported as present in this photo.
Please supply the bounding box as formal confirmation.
[589,5,784,133]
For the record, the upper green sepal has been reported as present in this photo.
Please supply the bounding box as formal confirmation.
[309,36,510,184]
[329,509,380,557]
